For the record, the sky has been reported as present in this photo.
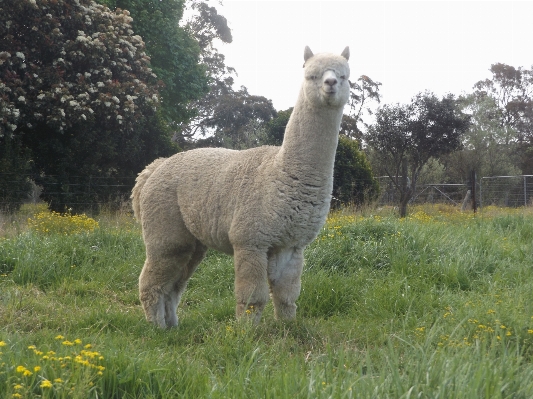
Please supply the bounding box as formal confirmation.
[209,0,533,112]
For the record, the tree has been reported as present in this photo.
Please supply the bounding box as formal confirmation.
[188,86,277,149]
[473,63,533,173]
[98,0,210,128]
[332,135,380,207]
[0,0,174,211]
[443,93,519,182]
[261,108,293,146]
[366,92,471,217]
[341,75,382,141]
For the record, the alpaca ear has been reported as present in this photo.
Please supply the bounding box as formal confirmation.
[341,46,350,60]
[304,46,314,62]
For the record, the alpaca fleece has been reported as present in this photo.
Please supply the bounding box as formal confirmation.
[132,46,351,328]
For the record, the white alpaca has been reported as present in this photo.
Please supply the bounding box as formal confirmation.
[132,46,350,328]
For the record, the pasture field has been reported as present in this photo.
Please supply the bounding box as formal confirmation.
[1,203,533,398]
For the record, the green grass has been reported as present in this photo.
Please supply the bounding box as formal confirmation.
[1,204,533,398]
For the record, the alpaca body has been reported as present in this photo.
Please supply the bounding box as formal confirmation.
[133,47,350,328]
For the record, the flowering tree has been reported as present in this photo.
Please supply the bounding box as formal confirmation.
[0,0,177,211]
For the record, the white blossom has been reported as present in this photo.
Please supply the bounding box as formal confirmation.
[37,93,45,100]
[81,114,86,120]
[104,102,111,107]
[17,96,25,102]
[112,96,120,103]
[97,82,105,88]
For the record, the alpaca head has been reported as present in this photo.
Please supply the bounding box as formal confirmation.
[302,46,350,109]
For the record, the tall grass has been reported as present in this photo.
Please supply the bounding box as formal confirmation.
[1,204,533,398]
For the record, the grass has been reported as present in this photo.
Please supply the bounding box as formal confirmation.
[1,203,533,398]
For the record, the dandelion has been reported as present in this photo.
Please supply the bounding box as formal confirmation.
[0,341,6,347]
[40,379,53,389]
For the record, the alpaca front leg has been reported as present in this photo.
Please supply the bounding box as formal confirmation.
[268,248,304,320]
[234,248,270,323]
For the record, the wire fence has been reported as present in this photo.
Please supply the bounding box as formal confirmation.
[376,177,474,208]
[3,173,533,213]
[480,175,533,207]
[0,174,136,213]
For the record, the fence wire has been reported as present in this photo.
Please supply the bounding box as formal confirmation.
[480,175,533,207]
[3,173,533,212]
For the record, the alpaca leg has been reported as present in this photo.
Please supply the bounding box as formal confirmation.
[233,248,270,323]
[163,241,207,326]
[268,248,304,320]
[139,244,196,328]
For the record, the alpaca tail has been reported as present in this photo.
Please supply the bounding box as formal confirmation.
[131,158,167,221]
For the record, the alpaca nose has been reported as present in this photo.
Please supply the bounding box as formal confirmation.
[324,77,338,87]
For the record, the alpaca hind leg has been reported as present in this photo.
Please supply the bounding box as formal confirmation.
[268,248,304,320]
[139,245,196,328]
[163,241,207,326]
[234,248,270,323]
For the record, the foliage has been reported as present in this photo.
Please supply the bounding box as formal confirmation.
[0,0,178,211]
[332,135,379,207]
[191,86,277,149]
[473,63,533,173]
[1,336,105,398]
[340,75,382,141]
[366,92,471,216]
[100,0,210,126]
[260,108,293,146]
[1,205,533,397]
[0,135,32,213]
[27,209,99,235]
[443,93,520,182]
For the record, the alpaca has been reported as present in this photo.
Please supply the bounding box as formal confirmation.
[132,46,350,328]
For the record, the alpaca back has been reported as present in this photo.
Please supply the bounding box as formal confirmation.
[131,157,167,220]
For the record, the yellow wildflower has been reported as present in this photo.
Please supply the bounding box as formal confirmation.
[40,380,53,389]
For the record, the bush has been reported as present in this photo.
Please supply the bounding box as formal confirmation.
[332,135,380,207]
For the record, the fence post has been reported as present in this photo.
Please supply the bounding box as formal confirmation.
[524,175,527,207]
[471,169,477,213]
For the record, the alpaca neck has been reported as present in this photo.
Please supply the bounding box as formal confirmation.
[276,90,343,177]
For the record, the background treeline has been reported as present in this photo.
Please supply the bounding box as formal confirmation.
[1,0,532,215]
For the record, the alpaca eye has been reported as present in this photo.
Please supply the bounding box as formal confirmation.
[340,75,346,80]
